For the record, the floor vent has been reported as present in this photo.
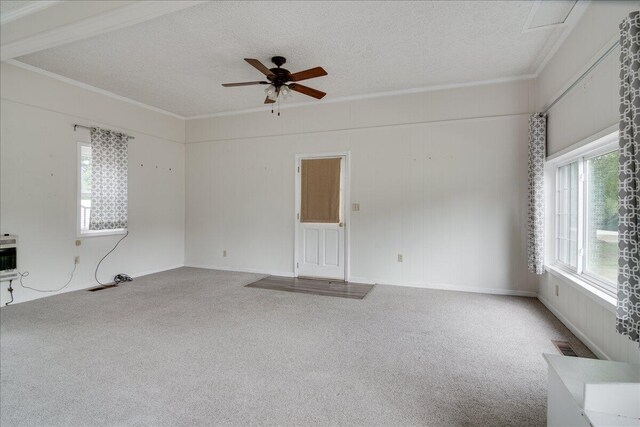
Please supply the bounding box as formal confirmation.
[88,284,118,292]
[552,340,578,357]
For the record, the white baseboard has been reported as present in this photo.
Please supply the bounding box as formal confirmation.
[183,268,535,297]
[133,264,184,278]
[537,294,611,360]
[185,268,535,297]
[348,276,376,285]
[184,264,295,278]
[350,276,537,297]
[3,264,186,306]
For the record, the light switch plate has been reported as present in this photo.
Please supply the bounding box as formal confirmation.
[352,203,360,212]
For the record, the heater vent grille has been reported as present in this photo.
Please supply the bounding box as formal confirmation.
[552,340,578,357]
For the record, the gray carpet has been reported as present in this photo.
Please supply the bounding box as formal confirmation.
[0,267,593,426]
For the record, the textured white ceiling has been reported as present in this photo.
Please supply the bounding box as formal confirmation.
[16,1,571,117]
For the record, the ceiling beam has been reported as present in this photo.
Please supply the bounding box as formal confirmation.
[0,1,61,25]
[0,1,205,61]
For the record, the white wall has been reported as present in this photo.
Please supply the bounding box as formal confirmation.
[535,1,640,364]
[185,79,539,296]
[0,62,185,305]
[538,1,638,155]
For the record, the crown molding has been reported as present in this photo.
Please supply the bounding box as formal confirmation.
[4,59,186,120]
[186,74,537,120]
[4,59,537,122]
[0,1,205,61]
[0,1,61,25]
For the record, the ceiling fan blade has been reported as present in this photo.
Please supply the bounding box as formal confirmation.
[288,83,326,99]
[264,97,276,104]
[288,67,327,82]
[245,58,276,78]
[222,81,268,87]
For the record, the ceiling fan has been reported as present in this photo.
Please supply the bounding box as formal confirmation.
[222,56,327,106]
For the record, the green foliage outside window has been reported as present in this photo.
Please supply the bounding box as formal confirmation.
[589,151,618,231]
[587,150,618,282]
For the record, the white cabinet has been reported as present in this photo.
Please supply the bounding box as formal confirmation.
[544,354,640,427]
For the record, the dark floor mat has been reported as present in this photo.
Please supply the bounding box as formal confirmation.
[246,276,374,299]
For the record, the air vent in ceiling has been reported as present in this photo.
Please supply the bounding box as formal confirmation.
[523,0,577,32]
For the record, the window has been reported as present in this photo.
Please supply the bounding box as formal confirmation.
[77,139,128,236]
[300,158,341,223]
[79,143,92,232]
[551,132,618,295]
[585,151,618,284]
[556,161,579,268]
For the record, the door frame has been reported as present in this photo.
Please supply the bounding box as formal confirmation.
[294,151,351,281]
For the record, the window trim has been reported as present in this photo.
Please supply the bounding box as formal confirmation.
[546,130,619,299]
[76,141,127,238]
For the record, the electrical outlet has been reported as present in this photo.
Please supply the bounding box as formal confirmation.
[555,285,559,297]
[352,203,360,212]
[74,256,80,264]
[397,254,403,262]
[223,250,227,257]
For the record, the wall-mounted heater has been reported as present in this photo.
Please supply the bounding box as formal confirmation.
[0,235,18,282]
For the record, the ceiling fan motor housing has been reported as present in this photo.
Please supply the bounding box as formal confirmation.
[271,56,286,67]
[269,56,290,87]
[269,68,291,87]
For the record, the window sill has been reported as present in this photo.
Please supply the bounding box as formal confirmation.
[545,264,617,313]
[79,229,127,238]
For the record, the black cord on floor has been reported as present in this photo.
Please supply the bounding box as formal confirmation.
[19,262,77,293]
[6,279,14,306]
[95,231,129,285]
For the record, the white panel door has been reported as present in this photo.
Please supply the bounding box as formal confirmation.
[296,156,345,280]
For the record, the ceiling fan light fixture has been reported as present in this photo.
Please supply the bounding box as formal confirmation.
[280,85,292,99]
[223,57,327,111]
[265,84,277,100]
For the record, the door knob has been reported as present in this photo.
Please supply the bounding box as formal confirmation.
[339,222,344,227]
